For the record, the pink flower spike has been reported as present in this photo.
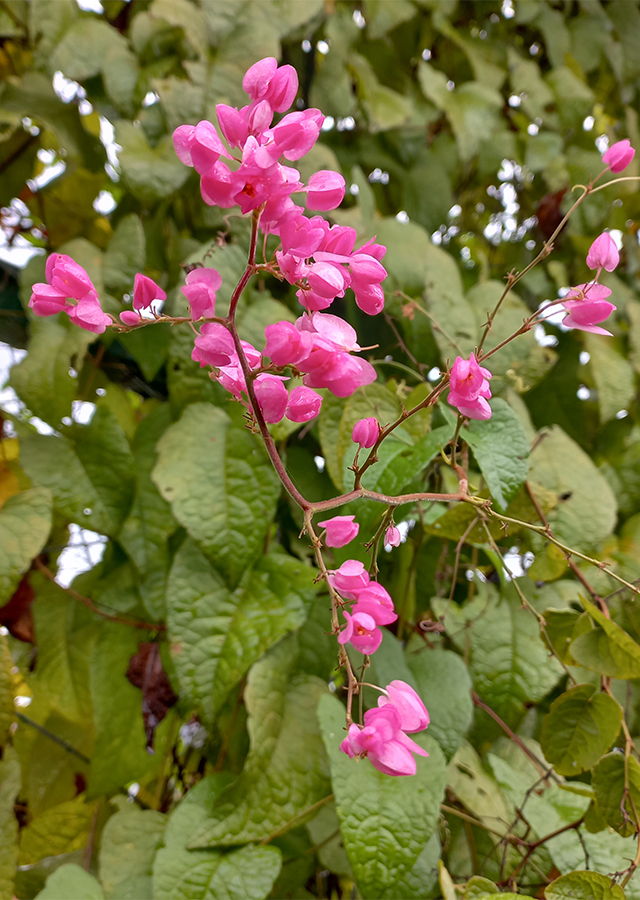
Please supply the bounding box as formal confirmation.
[586,233,619,272]
[602,139,635,173]
[318,515,359,548]
[352,417,379,448]
[182,267,222,320]
[385,526,401,548]
[119,310,140,326]
[286,386,322,422]
[133,274,167,312]
[379,681,430,733]
[306,171,345,211]
[254,374,289,424]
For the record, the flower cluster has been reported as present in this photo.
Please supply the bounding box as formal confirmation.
[447,353,493,420]
[340,681,430,776]
[328,560,397,655]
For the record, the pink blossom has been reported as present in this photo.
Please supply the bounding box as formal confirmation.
[353,582,397,626]
[269,109,324,161]
[46,253,94,299]
[602,139,635,173]
[286,386,322,422]
[306,171,345,211]
[448,354,493,421]
[561,283,616,335]
[317,515,359,548]
[307,261,349,299]
[385,526,401,548]
[133,274,166,312]
[264,321,313,367]
[192,323,236,368]
[340,706,428,776]
[378,681,430,733]
[173,121,231,174]
[181,268,222,319]
[254,374,289,423]
[279,215,326,259]
[30,254,111,334]
[352,417,380,448]
[328,559,370,599]
[354,283,385,315]
[242,58,279,101]
[338,610,382,655]
[303,353,376,397]
[586,233,619,272]
[263,65,298,112]
[68,295,112,334]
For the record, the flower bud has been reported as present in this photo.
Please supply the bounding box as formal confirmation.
[285,386,322,422]
[317,515,359,548]
[352,417,379,448]
[602,139,635,173]
[586,232,619,272]
[385,526,402,548]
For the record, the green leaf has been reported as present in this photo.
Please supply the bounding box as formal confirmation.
[0,487,51,604]
[189,634,330,846]
[10,316,92,426]
[592,752,640,838]
[99,797,166,898]
[103,214,146,296]
[367,426,453,498]
[152,403,280,588]
[546,871,625,900]
[306,802,352,878]
[447,742,512,827]
[540,684,622,776]
[585,334,635,424]
[318,693,446,899]
[0,631,14,746]
[406,646,473,762]
[119,405,176,620]
[19,797,95,866]
[464,398,529,511]
[421,240,478,359]
[115,121,190,205]
[463,875,500,897]
[166,539,311,722]
[19,407,135,538]
[0,746,20,900]
[88,622,169,798]
[572,596,640,680]
[153,776,282,900]
[527,426,617,553]
[49,17,126,81]
[541,608,592,665]
[34,863,104,899]
[102,45,140,117]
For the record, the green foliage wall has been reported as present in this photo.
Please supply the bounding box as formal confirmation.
[2,0,640,898]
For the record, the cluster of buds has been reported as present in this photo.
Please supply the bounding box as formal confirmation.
[341,681,430,776]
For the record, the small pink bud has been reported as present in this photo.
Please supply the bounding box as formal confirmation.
[317,515,359,548]
[254,374,289,424]
[352,417,379,448]
[385,526,401,548]
[602,139,635,173]
[285,386,322,422]
[586,232,619,272]
[119,310,140,326]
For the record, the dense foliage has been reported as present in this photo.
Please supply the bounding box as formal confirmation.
[3,1,640,898]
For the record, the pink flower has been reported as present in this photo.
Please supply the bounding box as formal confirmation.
[264,321,314,367]
[586,233,619,272]
[378,681,430,733]
[286,386,322,422]
[561,283,616,335]
[254,374,289,423]
[328,559,370,599]
[181,267,222,319]
[306,171,345,211]
[317,515,359,548]
[340,706,428,776]
[192,323,236,367]
[352,417,379,448]
[133,274,167,311]
[602,139,635,174]
[173,121,231,174]
[385,526,401,548]
[242,58,298,112]
[352,582,397,626]
[448,354,492,421]
[30,254,111,334]
[338,610,382,655]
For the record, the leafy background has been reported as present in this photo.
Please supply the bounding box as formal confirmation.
[1,0,640,897]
